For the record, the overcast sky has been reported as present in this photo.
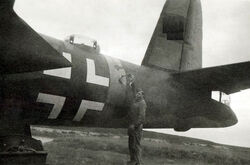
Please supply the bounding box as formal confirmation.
[14,0,250,147]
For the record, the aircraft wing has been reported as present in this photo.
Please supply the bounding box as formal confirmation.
[173,61,250,94]
[0,0,71,75]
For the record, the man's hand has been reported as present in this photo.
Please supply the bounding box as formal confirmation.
[119,74,135,86]
[126,74,135,86]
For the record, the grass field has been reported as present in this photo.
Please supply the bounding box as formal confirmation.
[31,126,250,165]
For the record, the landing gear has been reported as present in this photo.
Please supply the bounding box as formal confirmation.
[0,128,47,165]
[0,97,48,164]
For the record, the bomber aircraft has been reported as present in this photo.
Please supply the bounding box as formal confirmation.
[0,0,249,164]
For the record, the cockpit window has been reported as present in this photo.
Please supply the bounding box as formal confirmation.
[69,35,74,44]
[64,34,100,52]
[211,91,231,106]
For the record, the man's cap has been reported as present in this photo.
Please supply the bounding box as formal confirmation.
[136,88,144,96]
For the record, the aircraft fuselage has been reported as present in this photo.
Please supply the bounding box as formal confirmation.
[3,35,237,130]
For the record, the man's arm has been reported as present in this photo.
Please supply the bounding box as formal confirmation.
[130,82,136,98]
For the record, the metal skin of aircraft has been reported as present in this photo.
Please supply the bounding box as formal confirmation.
[1,0,249,164]
[4,33,237,130]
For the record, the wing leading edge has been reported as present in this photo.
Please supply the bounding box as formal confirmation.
[173,61,250,94]
[0,0,71,75]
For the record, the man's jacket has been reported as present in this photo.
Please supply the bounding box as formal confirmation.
[129,99,147,126]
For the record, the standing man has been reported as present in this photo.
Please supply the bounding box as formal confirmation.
[118,74,147,165]
[127,89,147,165]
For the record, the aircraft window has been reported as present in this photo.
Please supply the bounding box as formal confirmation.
[211,91,231,106]
[64,34,99,49]
[69,36,74,44]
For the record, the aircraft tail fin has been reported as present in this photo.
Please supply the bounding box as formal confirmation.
[142,0,202,72]
[0,0,71,75]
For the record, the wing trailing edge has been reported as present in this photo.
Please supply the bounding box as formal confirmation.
[0,0,71,75]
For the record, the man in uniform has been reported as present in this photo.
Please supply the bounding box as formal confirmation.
[127,89,147,165]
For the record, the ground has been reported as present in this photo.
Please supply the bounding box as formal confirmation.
[31,126,250,165]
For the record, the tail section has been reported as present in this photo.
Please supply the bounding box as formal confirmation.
[142,0,202,72]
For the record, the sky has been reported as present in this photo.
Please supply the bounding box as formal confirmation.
[14,0,250,147]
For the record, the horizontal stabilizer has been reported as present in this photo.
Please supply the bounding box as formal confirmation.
[0,0,71,75]
[173,61,250,94]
